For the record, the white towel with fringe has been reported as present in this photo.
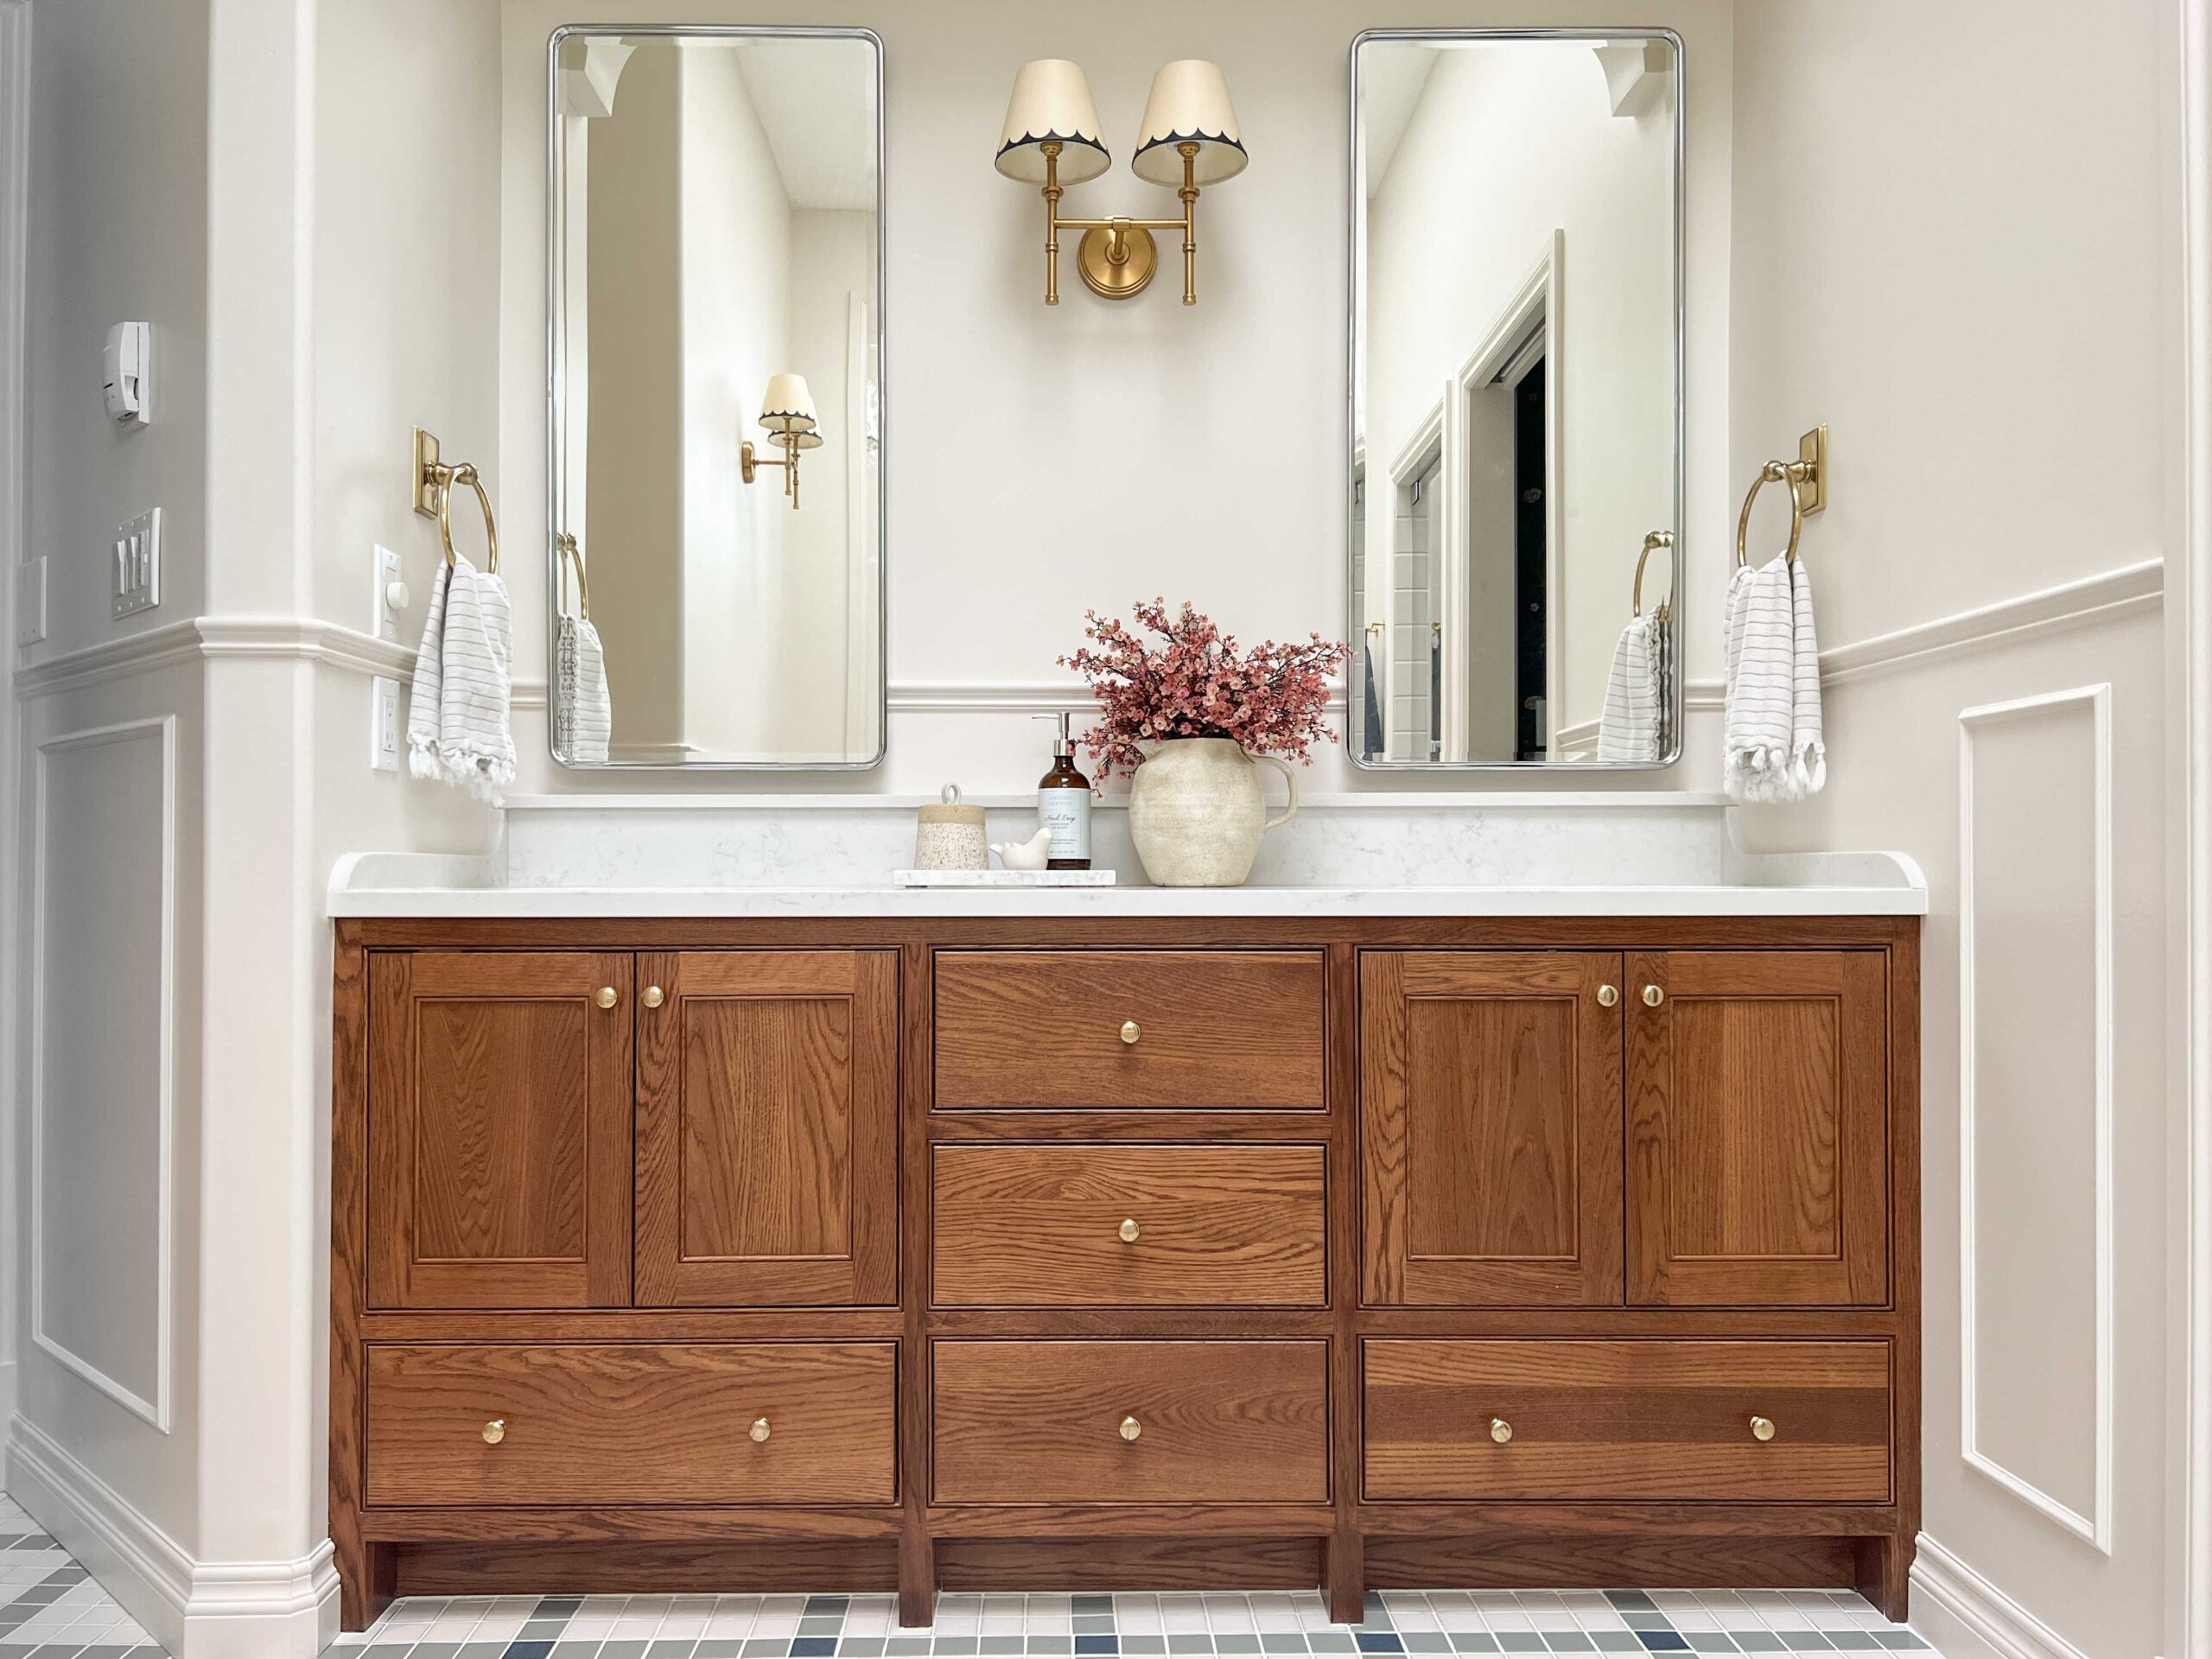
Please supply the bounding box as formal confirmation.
[1722,550,1825,802]
[1597,613,1663,763]
[555,611,613,765]
[407,555,516,802]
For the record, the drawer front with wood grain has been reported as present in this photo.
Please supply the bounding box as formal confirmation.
[933,950,1325,1110]
[932,1340,1330,1504]
[933,1145,1327,1306]
[1363,1338,1891,1503]
[365,1343,897,1507]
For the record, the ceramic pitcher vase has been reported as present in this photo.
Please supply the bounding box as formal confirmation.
[1125,737,1300,887]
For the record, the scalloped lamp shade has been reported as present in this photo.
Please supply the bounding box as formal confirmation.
[995,59,1111,185]
[759,373,818,436]
[1132,60,1246,186]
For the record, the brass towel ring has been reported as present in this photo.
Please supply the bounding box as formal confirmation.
[556,531,590,620]
[1735,458,1811,569]
[1633,530,1675,621]
[433,461,499,574]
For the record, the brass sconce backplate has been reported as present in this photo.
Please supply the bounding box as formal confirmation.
[1077,224,1157,298]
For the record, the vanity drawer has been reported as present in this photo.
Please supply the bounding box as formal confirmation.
[1363,1338,1891,1503]
[932,1339,1329,1504]
[932,1144,1327,1306]
[933,950,1325,1110]
[365,1342,897,1507]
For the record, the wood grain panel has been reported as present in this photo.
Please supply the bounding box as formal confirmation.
[367,952,632,1309]
[397,1540,899,1595]
[366,1343,896,1506]
[933,1145,1325,1306]
[932,1341,1329,1504]
[1365,1535,1857,1593]
[1363,1339,1891,1503]
[636,951,897,1306]
[934,951,1325,1110]
[1363,953,1624,1306]
[1627,952,1888,1306]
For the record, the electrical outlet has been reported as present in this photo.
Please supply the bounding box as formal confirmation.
[372,543,408,642]
[14,556,46,645]
[111,508,161,619]
[371,676,401,772]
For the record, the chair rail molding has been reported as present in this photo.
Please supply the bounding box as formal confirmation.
[1956,683,2114,1554]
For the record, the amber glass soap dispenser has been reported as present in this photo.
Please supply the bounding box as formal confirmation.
[1036,712,1092,870]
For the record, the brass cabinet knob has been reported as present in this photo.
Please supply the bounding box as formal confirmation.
[1750,1414,1777,1442]
[481,1418,506,1446]
[750,1417,772,1443]
[1489,1416,1513,1445]
[1643,984,1665,1007]
[596,986,619,1009]
[1120,1020,1141,1046]
[1119,1414,1142,1442]
[642,985,664,1008]
[1118,1217,1141,1243]
[1597,984,1619,1007]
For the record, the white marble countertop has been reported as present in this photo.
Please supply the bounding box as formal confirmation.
[327,793,1929,918]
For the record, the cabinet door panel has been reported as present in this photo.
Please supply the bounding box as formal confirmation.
[367,951,633,1308]
[1362,951,1624,1306]
[636,950,898,1306]
[1626,950,1888,1305]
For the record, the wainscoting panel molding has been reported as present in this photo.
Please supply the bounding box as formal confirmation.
[27,716,177,1431]
[1956,684,2114,1552]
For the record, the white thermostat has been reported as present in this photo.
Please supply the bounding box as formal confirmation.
[103,321,149,425]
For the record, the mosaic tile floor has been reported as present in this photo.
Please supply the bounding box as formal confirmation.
[337,1589,1931,1659]
[0,1496,162,1659]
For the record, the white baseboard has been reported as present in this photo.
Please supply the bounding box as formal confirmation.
[3,1417,339,1659]
[1910,1533,2090,1659]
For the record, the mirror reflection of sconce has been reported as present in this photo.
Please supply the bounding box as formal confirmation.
[740,373,823,509]
[995,58,1246,304]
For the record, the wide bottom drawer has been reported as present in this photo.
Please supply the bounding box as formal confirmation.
[366,1343,897,1507]
[932,1339,1329,1504]
[1363,1338,1892,1503]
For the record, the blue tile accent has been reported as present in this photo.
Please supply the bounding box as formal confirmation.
[791,1641,840,1657]
[1634,1637,1689,1654]
[1357,1639,1405,1656]
[505,1642,557,1659]
[1075,1641,1119,1656]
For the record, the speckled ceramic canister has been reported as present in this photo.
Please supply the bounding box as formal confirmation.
[1126,738,1300,887]
[913,783,988,871]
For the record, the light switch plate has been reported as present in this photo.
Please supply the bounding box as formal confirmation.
[111,507,161,619]
[370,677,401,772]
[14,556,46,645]
[372,543,404,642]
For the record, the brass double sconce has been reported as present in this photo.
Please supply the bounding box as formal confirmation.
[739,373,822,510]
[995,59,1246,304]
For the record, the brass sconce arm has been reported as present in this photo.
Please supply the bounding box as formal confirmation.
[741,437,804,509]
[1037,140,1203,305]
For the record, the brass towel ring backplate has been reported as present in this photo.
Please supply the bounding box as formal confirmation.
[412,425,500,575]
[1735,423,1827,569]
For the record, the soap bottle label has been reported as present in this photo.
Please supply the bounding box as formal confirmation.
[1039,790,1091,862]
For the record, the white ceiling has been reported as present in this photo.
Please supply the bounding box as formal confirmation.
[730,38,878,213]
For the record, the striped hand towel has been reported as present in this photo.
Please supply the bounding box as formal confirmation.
[407,555,516,803]
[555,610,613,765]
[1597,613,1663,763]
[1721,551,1824,802]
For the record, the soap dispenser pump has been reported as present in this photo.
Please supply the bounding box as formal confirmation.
[1035,712,1093,870]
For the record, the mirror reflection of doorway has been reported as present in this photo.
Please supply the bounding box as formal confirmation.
[1513,355,1548,760]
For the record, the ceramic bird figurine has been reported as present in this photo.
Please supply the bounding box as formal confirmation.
[991,826,1055,871]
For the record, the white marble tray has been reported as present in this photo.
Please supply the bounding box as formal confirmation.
[893,868,1116,887]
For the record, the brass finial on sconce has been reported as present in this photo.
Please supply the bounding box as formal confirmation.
[995,58,1246,304]
[740,373,823,509]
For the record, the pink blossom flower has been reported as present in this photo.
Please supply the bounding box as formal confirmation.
[1057,599,1351,782]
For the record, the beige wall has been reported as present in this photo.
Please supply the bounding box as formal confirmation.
[1726,3,2180,1655]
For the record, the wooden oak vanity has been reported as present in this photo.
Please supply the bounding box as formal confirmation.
[329,914,1919,1630]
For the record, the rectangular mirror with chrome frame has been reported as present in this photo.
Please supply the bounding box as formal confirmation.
[1349,29,1682,769]
[548,25,885,768]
